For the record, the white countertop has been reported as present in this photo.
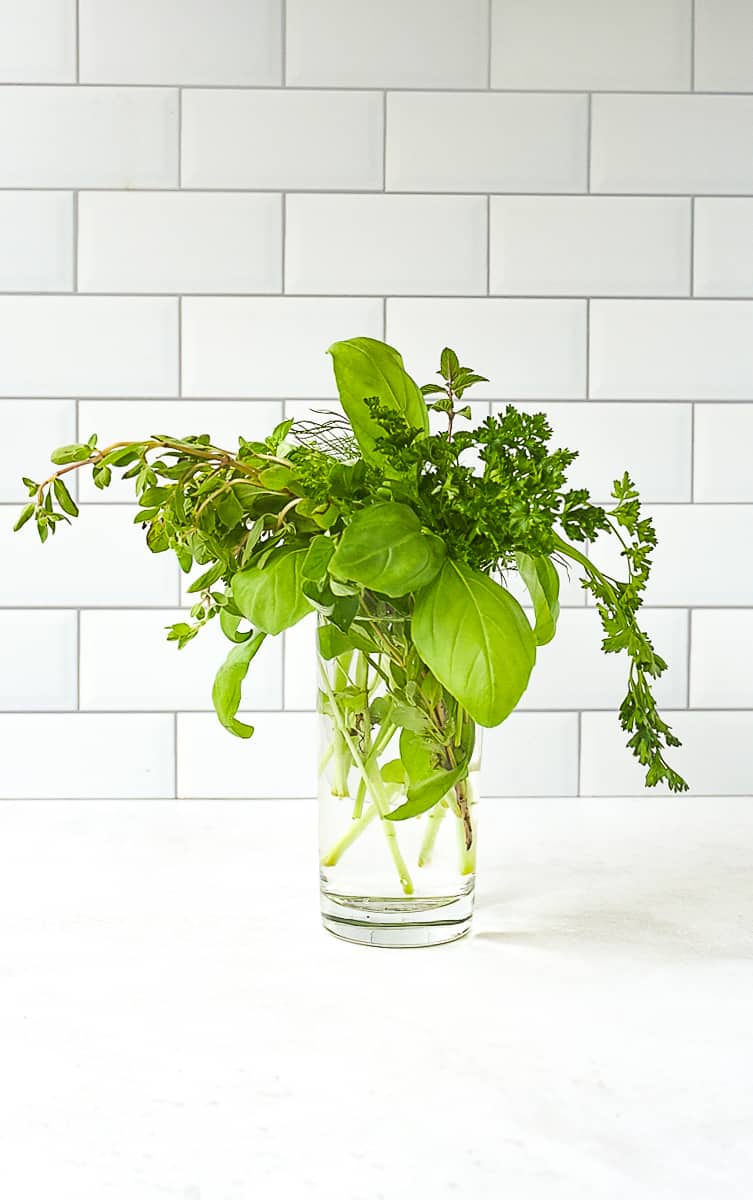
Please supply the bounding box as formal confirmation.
[1,796,751,1200]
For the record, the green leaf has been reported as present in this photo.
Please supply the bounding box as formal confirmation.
[386,729,467,821]
[439,347,459,382]
[381,759,406,785]
[317,622,375,660]
[219,608,253,643]
[327,337,429,466]
[137,486,170,507]
[211,633,266,739]
[216,488,244,529]
[301,535,334,584]
[412,560,536,727]
[187,561,225,594]
[50,443,91,466]
[515,552,560,647]
[13,503,35,531]
[232,548,313,636]
[329,502,445,597]
[53,478,79,517]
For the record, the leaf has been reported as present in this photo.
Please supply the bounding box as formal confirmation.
[50,443,91,466]
[219,608,253,643]
[187,561,225,594]
[412,560,536,727]
[13,503,35,531]
[329,502,445,598]
[386,729,467,821]
[301,535,334,584]
[232,548,313,636]
[515,552,560,647]
[381,759,406,785]
[53,478,79,517]
[327,337,429,466]
[211,633,266,739]
[317,622,375,660]
[216,488,244,528]
[439,347,459,381]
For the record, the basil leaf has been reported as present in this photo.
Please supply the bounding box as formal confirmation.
[412,560,536,727]
[211,632,265,739]
[232,548,313,636]
[329,502,445,597]
[219,608,253,644]
[515,552,560,647]
[327,337,429,467]
[386,729,467,821]
[301,535,334,584]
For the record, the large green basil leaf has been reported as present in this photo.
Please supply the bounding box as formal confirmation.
[211,632,266,738]
[412,560,536,727]
[515,552,560,646]
[329,502,445,597]
[232,548,313,636]
[327,337,429,466]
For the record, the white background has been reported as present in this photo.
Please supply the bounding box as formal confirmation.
[1,0,753,800]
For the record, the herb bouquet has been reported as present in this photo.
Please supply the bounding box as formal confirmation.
[17,337,687,947]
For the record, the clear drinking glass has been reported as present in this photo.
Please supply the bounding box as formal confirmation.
[317,613,481,947]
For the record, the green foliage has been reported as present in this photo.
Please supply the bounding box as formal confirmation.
[13,339,687,794]
[329,502,445,597]
[412,560,536,727]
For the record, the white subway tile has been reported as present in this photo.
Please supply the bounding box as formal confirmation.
[285,195,487,296]
[694,200,753,298]
[0,611,77,710]
[482,714,579,796]
[491,0,691,91]
[0,192,73,291]
[283,612,317,710]
[182,298,383,398]
[695,0,753,91]
[0,0,76,82]
[80,610,282,711]
[694,405,753,502]
[590,506,753,605]
[490,197,690,297]
[0,297,178,398]
[591,95,753,194]
[386,93,587,193]
[178,712,317,798]
[502,402,692,503]
[79,0,282,85]
[78,192,281,295]
[519,609,687,710]
[1,400,76,503]
[0,87,178,187]
[78,400,283,503]
[182,90,383,191]
[286,0,488,88]
[581,711,753,796]
[590,301,753,400]
[0,504,179,606]
[691,611,753,708]
[0,714,174,798]
[387,299,587,399]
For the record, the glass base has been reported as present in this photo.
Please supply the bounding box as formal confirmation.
[320,889,473,948]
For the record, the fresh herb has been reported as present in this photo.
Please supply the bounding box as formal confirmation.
[16,334,688,879]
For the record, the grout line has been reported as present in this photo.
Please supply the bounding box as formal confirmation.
[177,295,183,397]
[75,0,80,82]
[486,194,491,294]
[586,93,592,192]
[8,290,753,300]
[281,395,287,711]
[72,190,79,292]
[381,91,387,190]
[177,88,183,187]
[2,187,753,198]
[690,400,696,502]
[585,297,590,398]
[2,83,753,94]
[281,0,287,86]
[690,0,696,91]
[382,295,387,339]
[576,711,582,797]
[486,0,493,88]
[281,192,287,292]
[686,609,693,709]
[75,608,81,711]
[173,712,178,799]
[689,195,695,296]
[4,707,753,717]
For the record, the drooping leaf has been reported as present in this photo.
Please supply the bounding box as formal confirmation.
[327,337,429,466]
[232,547,313,636]
[13,503,35,532]
[386,729,467,821]
[412,560,536,727]
[219,608,253,643]
[515,552,560,646]
[53,478,79,517]
[329,502,445,597]
[211,633,266,738]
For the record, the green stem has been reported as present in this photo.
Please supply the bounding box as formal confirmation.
[418,799,448,867]
[321,803,379,867]
[318,662,414,896]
